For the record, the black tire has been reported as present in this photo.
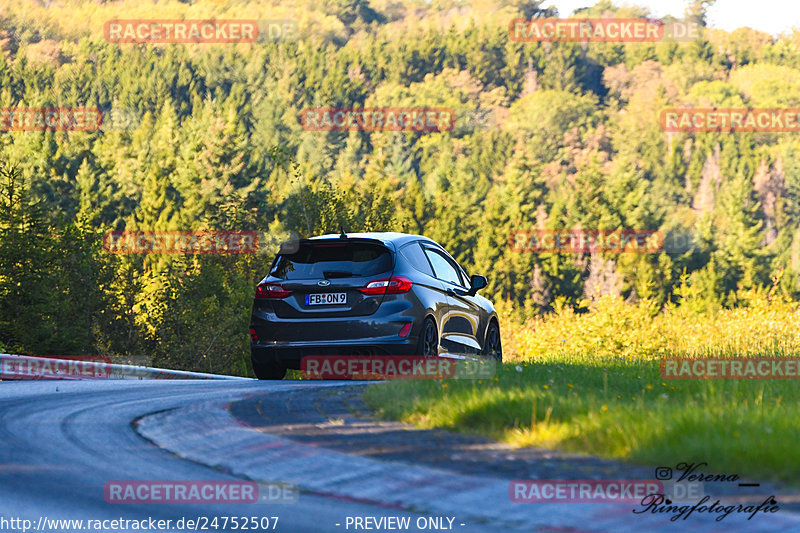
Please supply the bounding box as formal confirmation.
[483,320,502,361]
[252,359,287,380]
[416,317,438,356]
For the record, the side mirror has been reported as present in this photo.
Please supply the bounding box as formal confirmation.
[469,274,488,295]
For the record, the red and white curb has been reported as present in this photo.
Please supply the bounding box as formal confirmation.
[134,398,800,532]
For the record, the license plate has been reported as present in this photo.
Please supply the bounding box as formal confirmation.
[306,292,347,306]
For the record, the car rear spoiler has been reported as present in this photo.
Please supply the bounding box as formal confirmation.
[283,237,395,254]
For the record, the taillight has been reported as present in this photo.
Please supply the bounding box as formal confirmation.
[359,276,413,296]
[255,282,293,299]
[249,328,258,342]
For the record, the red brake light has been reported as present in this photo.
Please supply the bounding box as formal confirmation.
[359,276,413,295]
[255,282,293,299]
[249,328,258,342]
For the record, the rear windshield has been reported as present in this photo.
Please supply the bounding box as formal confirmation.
[270,242,393,280]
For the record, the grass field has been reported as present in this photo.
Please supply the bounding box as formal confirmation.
[363,293,800,483]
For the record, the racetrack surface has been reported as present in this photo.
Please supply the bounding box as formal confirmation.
[1,379,798,532]
[0,380,502,533]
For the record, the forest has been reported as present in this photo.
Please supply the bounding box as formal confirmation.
[1,0,799,375]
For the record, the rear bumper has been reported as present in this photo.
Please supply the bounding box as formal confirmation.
[250,304,421,368]
[251,339,417,369]
[250,290,433,369]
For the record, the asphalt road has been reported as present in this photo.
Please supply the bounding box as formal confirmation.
[2,378,799,533]
[0,380,502,533]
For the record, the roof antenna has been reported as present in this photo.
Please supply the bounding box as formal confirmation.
[339,225,347,239]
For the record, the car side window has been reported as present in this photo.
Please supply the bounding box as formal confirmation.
[433,245,471,287]
[450,255,470,286]
[423,247,464,287]
[399,242,434,277]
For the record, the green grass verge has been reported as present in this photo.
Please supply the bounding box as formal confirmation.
[362,353,800,484]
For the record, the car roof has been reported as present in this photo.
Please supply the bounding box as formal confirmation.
[307,232,435,247]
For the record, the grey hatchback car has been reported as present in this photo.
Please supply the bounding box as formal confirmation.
[249,232,501,379]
